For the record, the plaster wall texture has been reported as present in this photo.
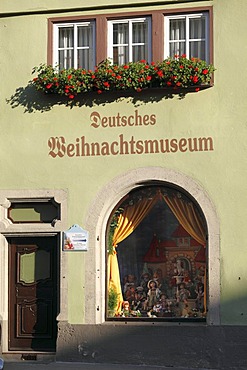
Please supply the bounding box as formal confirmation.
[0,0,210,14]
[1,0,247,333]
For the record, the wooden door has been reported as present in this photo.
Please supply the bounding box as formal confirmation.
[8,236,58,351]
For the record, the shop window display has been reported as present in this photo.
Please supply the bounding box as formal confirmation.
[107,186,207,321]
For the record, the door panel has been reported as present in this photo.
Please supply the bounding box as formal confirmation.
[8,236,58,351]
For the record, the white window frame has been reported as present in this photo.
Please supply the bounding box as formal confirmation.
[107,17,152,64]
[164,13,209,62]
[53,21,96,70]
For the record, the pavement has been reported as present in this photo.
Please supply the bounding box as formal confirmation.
[0,359,219,370]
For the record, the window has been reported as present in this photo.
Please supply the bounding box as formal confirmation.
[7,200,59,224]
[107,185,207,321]
[165,13,209,62]
[53,22,95,70]
[0,190,67,233]
[48,7,212,68]
[107,17,151,64]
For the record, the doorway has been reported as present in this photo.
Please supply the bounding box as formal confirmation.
[8,236,58,351]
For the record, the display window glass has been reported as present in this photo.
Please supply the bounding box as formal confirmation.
[106,185,207,321]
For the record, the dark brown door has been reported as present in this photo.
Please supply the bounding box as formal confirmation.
[8,236,58,351]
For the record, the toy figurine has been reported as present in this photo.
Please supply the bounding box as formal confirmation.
[145,280,161,310]
[177,283,191,304]
[133,286,146,311]
[125,286,136,307]
[140,272,150,294]
[123,274,137,300]
[195,282,204,312]
[152,270,163,290]
[120,301,131,317]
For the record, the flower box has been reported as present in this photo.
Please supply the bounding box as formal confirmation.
[32,56,215,101]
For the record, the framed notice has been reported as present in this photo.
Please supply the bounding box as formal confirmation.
[63,224,89,251]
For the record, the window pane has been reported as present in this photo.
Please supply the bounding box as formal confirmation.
[113,23,128,45]
[132,45,148,62]
[190,17,206,39]
[78,25,92,47]
[78,49,92,70]
[132,21,148,44]
[8,202,59,224]
[77,24,94,69]
[169,42,185,57]
[113,45,129,65]
[190,40,206,60]
[59,50,73,69]
[59,27,74,48]
[170,19,185,41]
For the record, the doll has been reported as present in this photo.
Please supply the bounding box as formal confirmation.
[133,286,146,311]
[120,301,131,317]
[123,274,136,300]
[145,280,161,310]
[140,272,150,294]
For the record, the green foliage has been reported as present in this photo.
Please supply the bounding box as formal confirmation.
[32,56,215,99]
[108,286,118,312]
[107,208,123,255]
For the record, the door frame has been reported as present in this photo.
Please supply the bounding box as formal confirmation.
[8,235,59,352]
[0,190,68,353]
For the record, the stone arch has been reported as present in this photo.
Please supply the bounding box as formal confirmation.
[84,167,220,325]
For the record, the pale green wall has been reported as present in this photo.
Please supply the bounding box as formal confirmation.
[1,0,247,325]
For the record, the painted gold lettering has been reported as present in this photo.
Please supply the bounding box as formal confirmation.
[143,115,149,126]
[111,141,119,155]
[198,137,214,151]
[160,139,170,153]
[102,117,108,128]
[129,136,136,154]
[48,136,66,158]
[67,143,75,157]
[150,114,156,125]
[109,117,116,128]
[119,134,129,154]
[121,116,127,127]
[75,138,80,156]
[101,142,110,155]
[81,136,91,156]
[91,142,100,156]
[179,138,187,152]
[127,115,134,126]
[90,111,101,128]
[188,138,198,152]
[134,110,142,126]
[116,113,121,127]
[170,138,178,152]
[136,140,144,154]
[144,139,159,153]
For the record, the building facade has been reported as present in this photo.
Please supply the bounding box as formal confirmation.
[1,0,247,368]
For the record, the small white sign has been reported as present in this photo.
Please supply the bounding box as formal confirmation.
[63,224,89,251]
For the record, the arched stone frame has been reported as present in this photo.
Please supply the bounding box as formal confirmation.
[84,167,220,326]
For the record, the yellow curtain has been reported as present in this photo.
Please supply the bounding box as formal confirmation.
[108,195,159,313]
[162,194,206,247]
[162,194,207,313]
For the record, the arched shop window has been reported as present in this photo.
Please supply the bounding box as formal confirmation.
[106,185,207,321]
